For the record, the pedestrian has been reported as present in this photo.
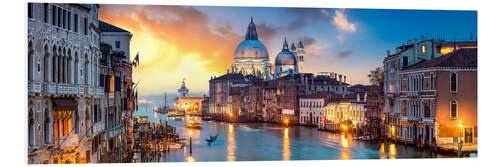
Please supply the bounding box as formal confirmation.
[405,138,407,150]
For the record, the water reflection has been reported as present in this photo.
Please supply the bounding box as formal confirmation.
[340,134,350,160]
[131,111,455,162]
[283,128,290,160]
[227,124,235,161]
[379,143,397,159]
[186,156,196,162]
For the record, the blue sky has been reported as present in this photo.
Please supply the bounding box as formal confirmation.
[100,5,477,98]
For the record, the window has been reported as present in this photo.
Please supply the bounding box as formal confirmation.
[63,10,66,29]
[403,57,409,67]
[84,17,88,35]
[52,6,56,26]
[58,7,62,27]
[68,11,71,31]
[44,3,49,23]
[28,3,34,19]
[74,111,79,134]
[450,100,457,119]
[44,109,51,144]
[28,109,34,146]
[115,41,121,49]
[424,100,430,117]
[74,14,79,33]
[421,44,427,54]
[402,101,407,116]
[450,73,457,92]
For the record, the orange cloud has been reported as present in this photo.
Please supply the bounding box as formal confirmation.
[99,5,242,95]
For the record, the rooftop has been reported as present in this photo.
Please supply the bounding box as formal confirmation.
[405,48,477,70]
[99,20,130,33]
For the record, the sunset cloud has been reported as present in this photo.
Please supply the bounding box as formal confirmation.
[332,10,356,32]
[99,5,237,95]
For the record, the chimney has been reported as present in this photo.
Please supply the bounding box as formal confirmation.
[335,73,338,80]
[344,75,346,83]
[387,50,390,56]
[227,69,230,74]
[339,74,342,82]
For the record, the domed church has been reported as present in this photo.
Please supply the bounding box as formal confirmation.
[231,17,273,80]
[231,17,306,80]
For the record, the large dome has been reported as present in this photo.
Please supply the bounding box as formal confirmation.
[233,17,269,60]
[275,50,297,66]
[234,40,269,59]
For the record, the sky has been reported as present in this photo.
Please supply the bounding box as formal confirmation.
[98,5,477,103]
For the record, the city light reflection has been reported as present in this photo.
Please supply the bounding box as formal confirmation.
[283,127,290,160]
[227,124,235,161]
[186,156,196,162]
[340,134,351,160]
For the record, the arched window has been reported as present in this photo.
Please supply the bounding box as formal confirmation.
[74,53,79,84]
[74,110,79,134]
[450,73,457,92]
[44,109,51,144]
[28,42,34,81]
[28,109,34,146]
[52,46,57,83]
[44,45,49,82]
[450,100,457,119]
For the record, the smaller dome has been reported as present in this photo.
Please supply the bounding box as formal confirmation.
[275,37,297,66]
[275,50,297,66]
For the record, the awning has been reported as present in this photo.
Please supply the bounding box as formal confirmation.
[53,98,78,111]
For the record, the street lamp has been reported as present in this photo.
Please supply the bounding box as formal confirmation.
[458,120,464,143]
[189,130,193,154]
[284,119,289,127]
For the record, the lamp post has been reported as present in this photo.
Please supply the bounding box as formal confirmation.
[284,119,289,127]
[189,130,193,154]
[457,120,463,157]
[458,120,463,143]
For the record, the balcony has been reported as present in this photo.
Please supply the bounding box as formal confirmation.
[79,85,86,95]
[27,81,41,94]
[87,86,95,95]
[96,87,104,96]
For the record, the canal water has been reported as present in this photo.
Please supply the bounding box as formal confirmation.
[133,110,454,162]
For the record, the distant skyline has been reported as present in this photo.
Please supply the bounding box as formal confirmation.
[99,5,477,99]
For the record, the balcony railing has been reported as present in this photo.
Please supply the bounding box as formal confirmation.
[29,80,105,97]
[27,81,42,94]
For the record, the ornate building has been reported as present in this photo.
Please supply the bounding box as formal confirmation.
[174,79,204,115]
[27,3,103,164]
[231,17,273,80]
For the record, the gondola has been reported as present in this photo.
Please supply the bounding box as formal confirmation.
[205,134,218,143]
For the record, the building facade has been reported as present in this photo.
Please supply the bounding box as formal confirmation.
[383,37,477,147]
[27,3,103,164]
[399,48,477,150]
[174,79,204,115]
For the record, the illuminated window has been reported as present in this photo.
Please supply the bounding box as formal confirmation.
[450,100,457,119]
[421,45,427,54]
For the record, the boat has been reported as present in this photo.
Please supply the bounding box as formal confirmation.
[206,134,218,143]
[186,115,202,128]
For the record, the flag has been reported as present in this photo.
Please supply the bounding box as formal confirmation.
[133,52,140,67]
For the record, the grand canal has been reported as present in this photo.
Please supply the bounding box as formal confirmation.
[133,110,454,162]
